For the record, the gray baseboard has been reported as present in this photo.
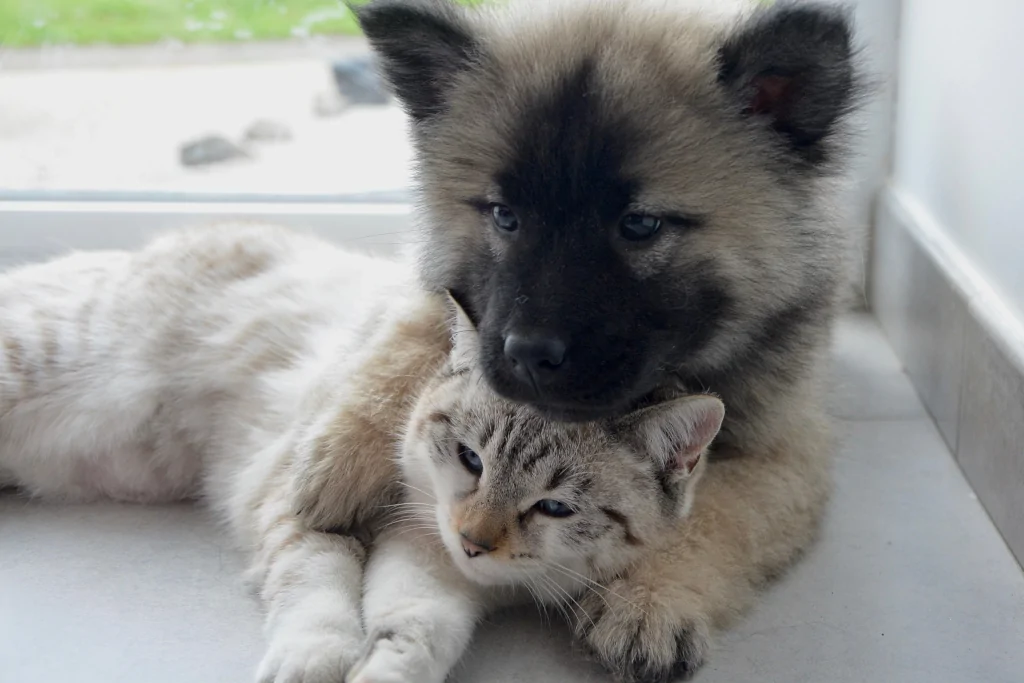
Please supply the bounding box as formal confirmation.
[871,186,1024,567]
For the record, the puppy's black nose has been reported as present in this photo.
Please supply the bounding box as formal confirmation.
[504,332,567,380]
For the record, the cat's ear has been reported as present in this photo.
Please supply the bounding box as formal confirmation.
[615,395,725,499]
[354,0,480,122]
[445,290,480,371]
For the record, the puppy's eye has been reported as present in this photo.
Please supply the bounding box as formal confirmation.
[534,499,575,518]
[620,214,662,241]
[458,444,483,475]
[490,204,519,232]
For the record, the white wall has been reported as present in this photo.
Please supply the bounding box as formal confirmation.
[842,0,902,307]
[891,0,1024,321]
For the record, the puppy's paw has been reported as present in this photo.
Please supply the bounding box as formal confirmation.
[575,577,710,683]
[257,632,361,683]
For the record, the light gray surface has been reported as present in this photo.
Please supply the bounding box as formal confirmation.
[2,314,1023,683]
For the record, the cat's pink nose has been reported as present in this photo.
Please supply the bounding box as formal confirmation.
[460,533,494,558]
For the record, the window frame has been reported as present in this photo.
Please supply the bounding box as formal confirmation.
[0,195,415,266]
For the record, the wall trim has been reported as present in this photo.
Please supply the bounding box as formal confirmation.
[878,187,1024,374]
[872,184,1024,567]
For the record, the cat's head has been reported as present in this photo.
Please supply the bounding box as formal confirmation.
[398,295,725,588]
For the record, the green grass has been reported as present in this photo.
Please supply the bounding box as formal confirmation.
[0,0,766,49]
[0,0,482,48]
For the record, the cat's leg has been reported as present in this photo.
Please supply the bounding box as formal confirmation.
[291,293,450,533]
[243,467,367,683]
[575,412,833,682]
[346,529,484,683]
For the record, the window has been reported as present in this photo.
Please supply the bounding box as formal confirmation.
[0,0,886,275]
[0,1,420,257]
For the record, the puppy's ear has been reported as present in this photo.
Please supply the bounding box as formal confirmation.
[613,396,725,515]
[718,2,861,165]
[354,0,480,121]
[445,290,480,371]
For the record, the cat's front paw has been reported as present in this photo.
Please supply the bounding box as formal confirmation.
[575,577,710,683]
[345,631,440,683]
[257,632,361,683]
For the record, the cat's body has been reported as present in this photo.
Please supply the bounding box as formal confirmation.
[0,225,406,506]
[0,224,724,683]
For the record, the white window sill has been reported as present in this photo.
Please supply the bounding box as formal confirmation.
[0,199,415,265]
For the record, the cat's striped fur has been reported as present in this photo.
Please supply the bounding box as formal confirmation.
[0,224,724,683]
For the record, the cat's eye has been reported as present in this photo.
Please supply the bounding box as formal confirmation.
[534,499,575,518]
[458,444,483,475]
[490,204,519,232]
[620,213,662,241]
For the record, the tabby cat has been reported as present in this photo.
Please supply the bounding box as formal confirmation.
[0,224,725,683]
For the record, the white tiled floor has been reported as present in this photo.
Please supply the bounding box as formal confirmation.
[2,313,1023,683]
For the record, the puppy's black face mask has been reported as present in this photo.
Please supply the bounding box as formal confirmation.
[358,0,860,421]
[452,238,729,423]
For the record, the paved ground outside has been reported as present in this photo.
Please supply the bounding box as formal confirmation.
[0,38,413,196]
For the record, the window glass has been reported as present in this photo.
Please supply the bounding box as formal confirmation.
[0,1,444,197]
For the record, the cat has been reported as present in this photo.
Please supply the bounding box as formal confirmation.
[344,300,723,683]
[0,223,724,683]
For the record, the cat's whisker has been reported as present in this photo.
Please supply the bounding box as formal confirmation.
[393,527,444,543]
[521,577,548,625]
[382,524,430,532]
[380,517,433,527]
[543,561,599,590]
[389,523,440,534]
[535,574,570,613]
[378,515,435,531]
[380,509,432,520]
[544,561,649,618]
[380,501,435,508]
[524,575,544,601]
[538,573,593,630]
[545,560,606,590]
[396,481,437,501]
[559,600,585,628]
[526,575,558,621]
[383,507,433,516]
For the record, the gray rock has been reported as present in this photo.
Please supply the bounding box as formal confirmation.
[244,119,292,143]
[330,56,390,105]
[180,135,248,167]
[313,90,350,118]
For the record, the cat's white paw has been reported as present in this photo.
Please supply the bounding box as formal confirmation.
[257,632,361,683]
[344,632,438,683]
